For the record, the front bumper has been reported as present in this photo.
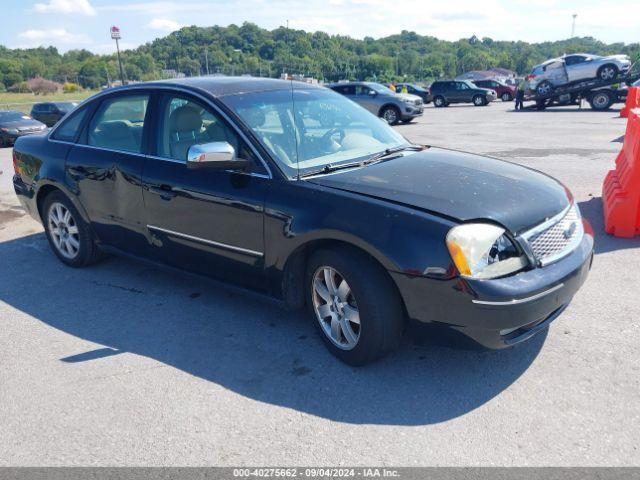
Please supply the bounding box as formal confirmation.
[402,104,424,119]
[391,232,594,349]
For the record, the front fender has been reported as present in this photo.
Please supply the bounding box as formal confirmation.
[263,180,458,299]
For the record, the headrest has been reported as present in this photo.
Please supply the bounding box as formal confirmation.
[169,105,202,133]
[97,120,132,140]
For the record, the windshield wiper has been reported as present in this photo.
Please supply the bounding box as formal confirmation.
[366,144,427,164]
[299,144,428,178]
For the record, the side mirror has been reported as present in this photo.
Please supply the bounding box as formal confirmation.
[186,142,248,170]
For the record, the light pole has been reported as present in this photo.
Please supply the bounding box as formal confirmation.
[110,26,125,85]
[571,14,577,38]
[395,50,400,77]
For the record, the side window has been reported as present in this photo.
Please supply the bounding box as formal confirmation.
[87,95,148,153]
[355,85,372,96]
[51,106,90,143]
[157,94,259,167]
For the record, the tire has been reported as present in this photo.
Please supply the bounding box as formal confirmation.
[597,64,618,82]
[306,247,404,366]
[380,106,401,125]
[42,190,103,267]
[501,92,512,102]
[433,96,447,108]
[473,95,486,106]
[589,91,613,111]
[536,81,553,97]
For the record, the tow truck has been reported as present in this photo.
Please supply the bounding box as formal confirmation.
[525,62,640,111]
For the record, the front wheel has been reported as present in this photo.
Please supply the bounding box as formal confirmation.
[589,91,613,111]
[501,92,513,102]
[306,248,404,366]
[473,95,486,106]
[380,106,400,125]
[597,64,618,82]
[43,191,103,267]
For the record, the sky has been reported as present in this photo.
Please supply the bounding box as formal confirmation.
[1,0,638,53]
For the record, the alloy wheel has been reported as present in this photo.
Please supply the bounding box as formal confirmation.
[474,96,484,106]
[48,202,80,259]
[312,266,361,350]
[382,108,398,124]
[600,66,616,81]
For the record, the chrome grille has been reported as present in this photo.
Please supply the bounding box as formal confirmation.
[523,204,583,266]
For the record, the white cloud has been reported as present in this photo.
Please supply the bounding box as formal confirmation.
[34,0,96,15]
[146,18,183,32]
[18,28,91,46]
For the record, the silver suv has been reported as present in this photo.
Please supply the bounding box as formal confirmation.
[326,82,423,125]
[530,53,631,96]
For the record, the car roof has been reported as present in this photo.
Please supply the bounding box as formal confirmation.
[138,76,322,97]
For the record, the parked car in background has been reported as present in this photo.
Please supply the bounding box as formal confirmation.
[12,77,593,365]
[30,101,79,127]
[472,79,516,101]
[326,82,423,125]
[0,110,47,147]
[529,53,631,96]
[394,83,431,104]
[429,80,497,107]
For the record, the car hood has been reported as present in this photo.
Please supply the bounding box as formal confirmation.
[307,147,570,234]
[396,93,422,102]
[0,118,45,129]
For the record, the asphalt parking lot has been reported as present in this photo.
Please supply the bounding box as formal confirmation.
[1,100,639,466]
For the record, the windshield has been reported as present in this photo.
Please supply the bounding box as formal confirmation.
[224,87,408,178]
[0,111,29,122]
[54,102,78,112]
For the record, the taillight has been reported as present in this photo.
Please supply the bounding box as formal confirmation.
[12,150,21,176]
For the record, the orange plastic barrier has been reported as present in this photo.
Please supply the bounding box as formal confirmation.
[603,107,640,237]
[620,86,639,118]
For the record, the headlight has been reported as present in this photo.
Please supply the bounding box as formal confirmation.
[402,97,415,103]
[446,223,528,279]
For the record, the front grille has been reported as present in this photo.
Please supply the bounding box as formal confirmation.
[523,204,583,266]
[414,99,423,106]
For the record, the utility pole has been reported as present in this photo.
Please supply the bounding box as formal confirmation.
[205,48,210,75]
[571,14,577,38]
[395,50,400,77]
[110,26,125,85]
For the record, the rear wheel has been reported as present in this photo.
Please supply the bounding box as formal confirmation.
[536,81,553,96]
[433,96,447,108]
[501,92,513,102]
[597,64,618,82]
[380,106,400,125]
[43,191,103,267]
[473,95,486,106]
[306,248,404,366]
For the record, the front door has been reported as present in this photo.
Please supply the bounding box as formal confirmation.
[142,92,269,290]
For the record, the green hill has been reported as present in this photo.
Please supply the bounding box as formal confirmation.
[1,22,638,90]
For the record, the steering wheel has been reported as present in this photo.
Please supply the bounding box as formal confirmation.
[322,127,346,146]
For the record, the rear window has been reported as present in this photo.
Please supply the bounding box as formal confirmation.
[87,95,149,153]
[51,107,89,142]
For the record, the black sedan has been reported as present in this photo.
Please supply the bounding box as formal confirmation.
[0,110,47,147]
[12,77,594,365]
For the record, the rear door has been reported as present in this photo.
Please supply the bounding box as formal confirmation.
[65,92,150,254]
[141,91,269,289]
[565,55,592,82]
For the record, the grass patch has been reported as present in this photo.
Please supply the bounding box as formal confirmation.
[0,91,99,113]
